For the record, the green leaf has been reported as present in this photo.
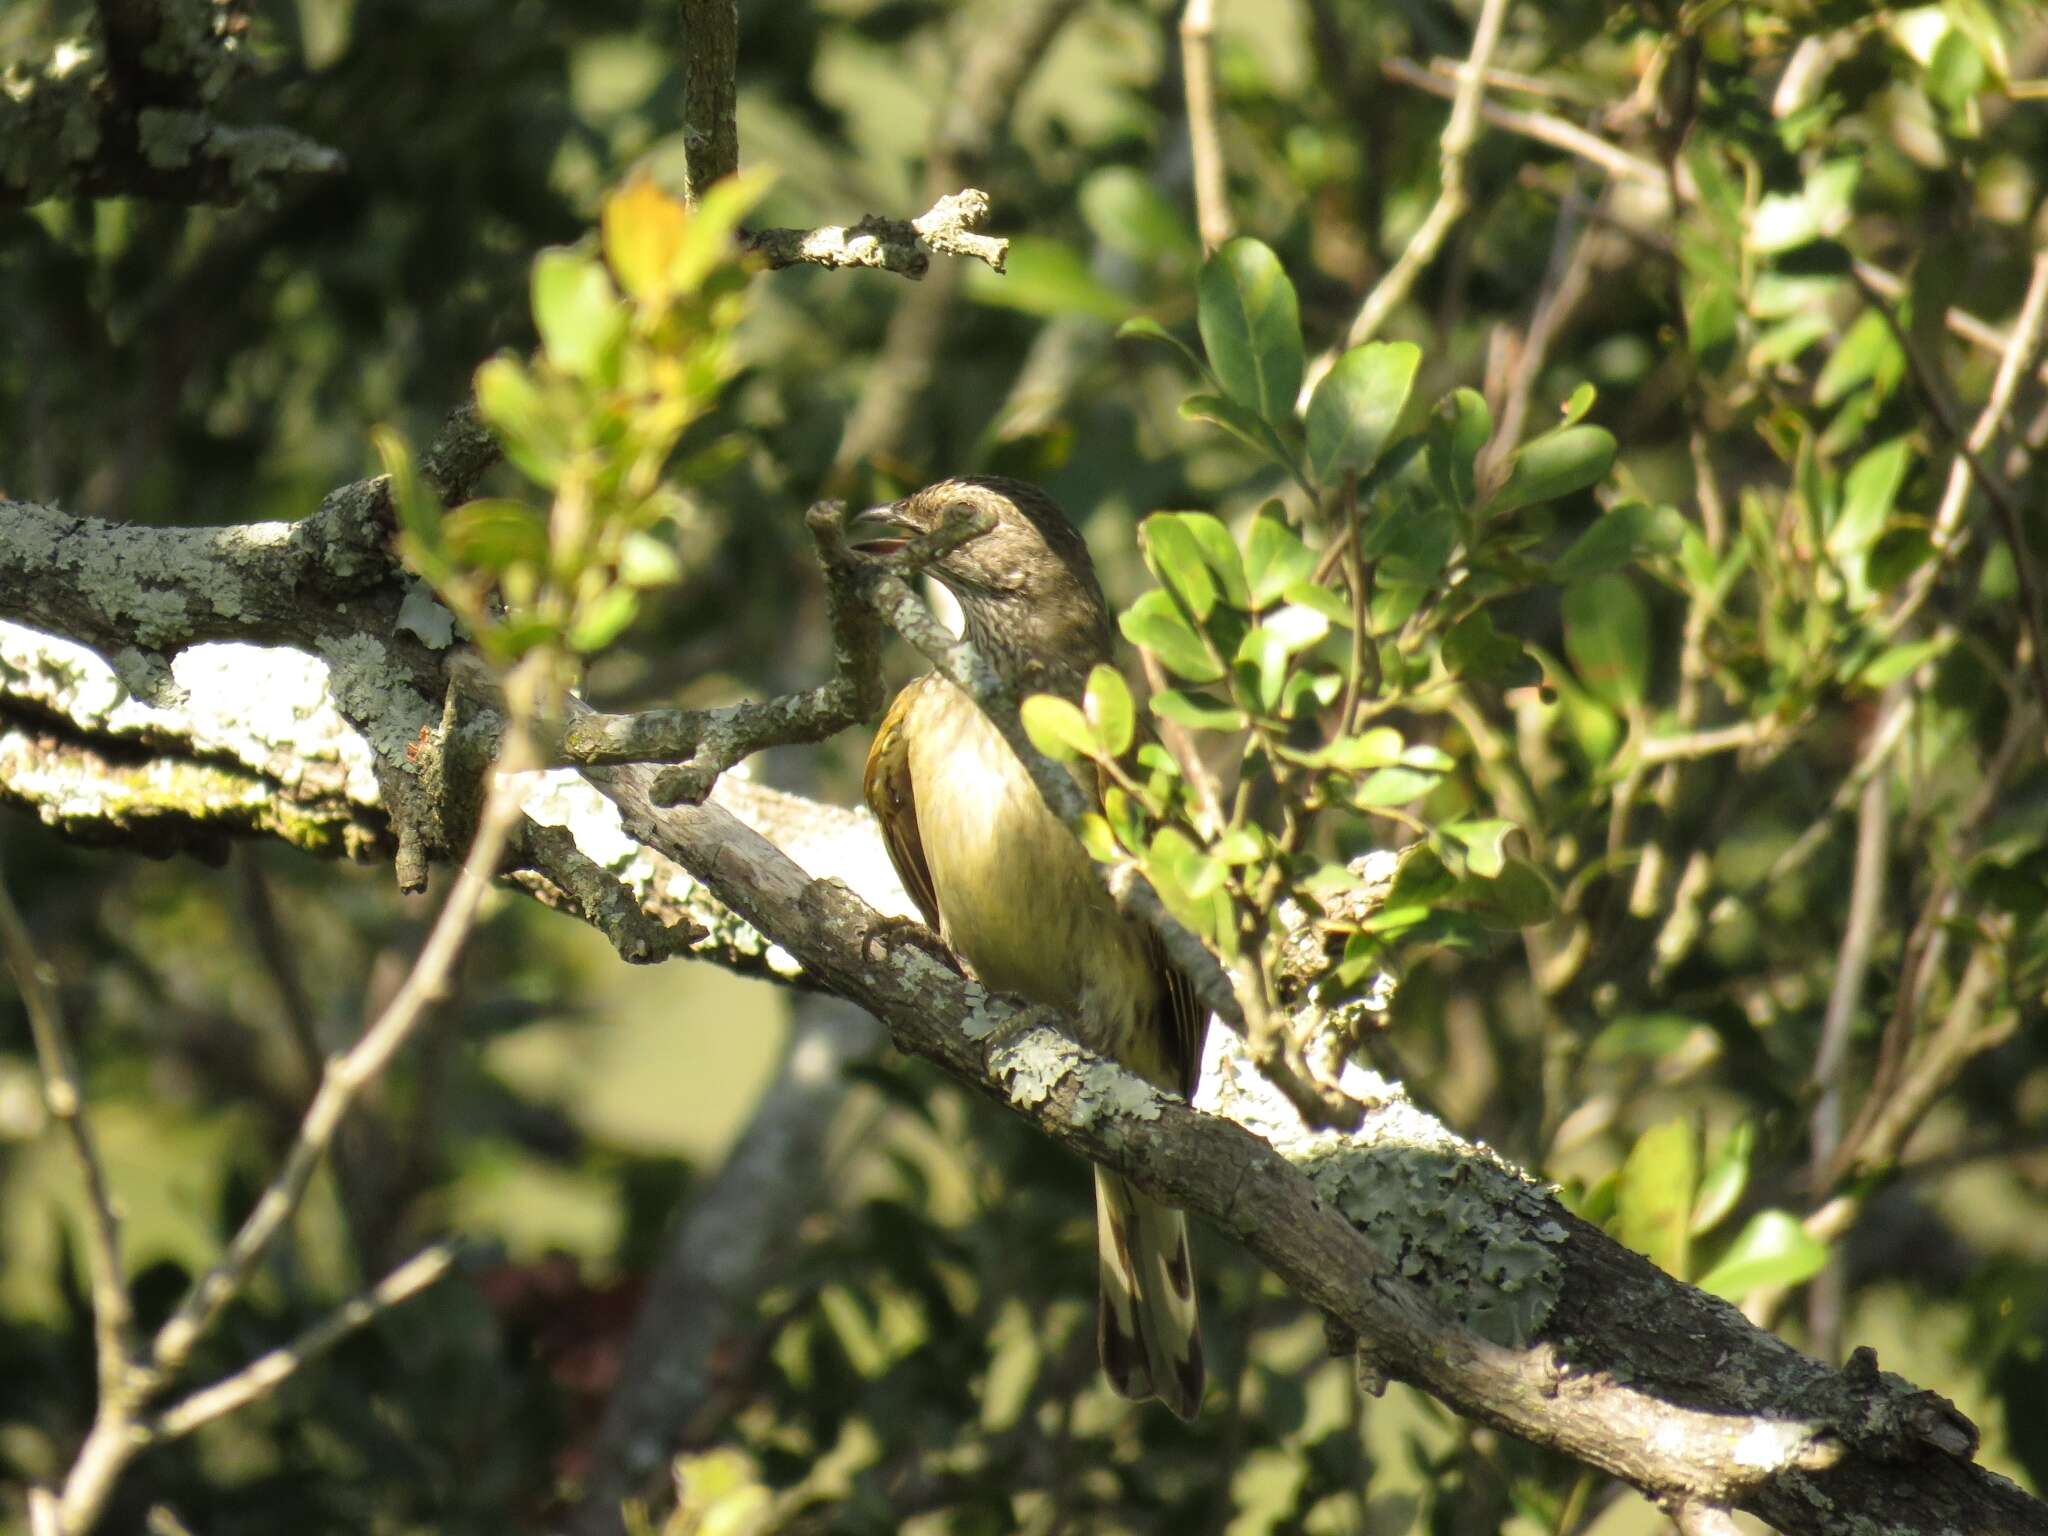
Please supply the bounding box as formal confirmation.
[1463,857,1556,928]
[1313,727,1404,771]
[619,531,681,588]
[1553,502,1688,581]
[964,236,1129,320]
[1562,573,1651,711]
[1306,340,1421,486]
[1211,827,1264,865]
[1430,388,1492,511]
[1853,635,1949,689]
[1116,315,1210,378]
[443,498,549,571]
[532,247,626,380]
[372,426,436,553]
[1083,664,1135,757]
[1151,690,1248,732]
[1352,765,1440,807]
[568,586,640,652]
[1121,590,1224,683]
[1490,425,1617,515]
[1196,237,1304,424]
[1691,1121,1754,1237]
[1830,437,1911,558]
[1814,308,1904,407]
[1015,700,1097,765]
[1080,166,1197,263]
[1172,512,1251,608]
[1077,814,1120,863]
[1245,505,1315,607]
[1020,694,1101,763]
[1695,1210,1829,1301]
[1280,578,1354,627]
[1559,381,1597,427]
[1181,392,1291,465]
[1142,514,1219,619]
[1441,608,1532,685]
[1442,819,1515,879]
[475,355,570,486]
[1615,1119,1698,1280]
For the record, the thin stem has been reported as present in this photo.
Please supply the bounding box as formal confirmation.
[1343,0,1510,351]
[1806,732,1894,1362]
[1181,0,1233,253]
[0,861,138,1394]
[151,1244,457,1441]
[149,708,538,1382]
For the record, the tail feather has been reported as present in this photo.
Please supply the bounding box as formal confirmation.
[1095,1168,1203,1419]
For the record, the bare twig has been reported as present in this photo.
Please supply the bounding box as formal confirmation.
[1342,0,1510,351]
[1806,731,1895,1362]
[27,665,544,1536]
[1181,0,1233,252]
[1888,251,2048,637]
[1854,268,2048,710]
[554,513,887,805]
[744,189,1009,278]
[0,860,138,1395]
[1386,56,2048,392]
[1632,718,1777,768]
[150,1244,458,1440]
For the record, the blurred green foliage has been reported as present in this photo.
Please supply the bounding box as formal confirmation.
[5,0,2048,1532]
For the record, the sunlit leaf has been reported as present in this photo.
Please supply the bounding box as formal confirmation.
[1245,504,1316,607]
[532,247,626,379]
[1121,590,1223,682]
[1083,664,1135,757]
[1197,237,1304,425]
[1490,425,1616,515]
[1306,340,1420,486]
[1151,690,1248,732]
[1691,1121,1755,1236]
[1615,1119,1698,1280]
[1562,573,1651,711]
[1695,1210,1829,1301]
[1020,694,1101,763]
[1143,514,1220,619]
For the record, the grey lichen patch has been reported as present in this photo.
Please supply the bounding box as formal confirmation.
[317,631,436,770]
[991,1026,1085,1109]
[1071,1063,1164,1141]
[397,582,457,649]
[1201,1030,1567,1348]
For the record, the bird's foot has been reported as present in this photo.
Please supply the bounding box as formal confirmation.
[861,914,963,975]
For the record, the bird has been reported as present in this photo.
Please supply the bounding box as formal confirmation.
[854,475,1207,1420]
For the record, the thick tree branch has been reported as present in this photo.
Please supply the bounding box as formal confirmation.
[570,755,2032,1536]
[3,491,2042,1530]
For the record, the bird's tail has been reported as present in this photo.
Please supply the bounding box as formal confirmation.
[1094,1167,1203,1420]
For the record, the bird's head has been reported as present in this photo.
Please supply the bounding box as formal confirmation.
[851,476,1113,692]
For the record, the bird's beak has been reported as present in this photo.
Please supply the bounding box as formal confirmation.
[847,503,916,556]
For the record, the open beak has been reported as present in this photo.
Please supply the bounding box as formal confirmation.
[847,503,916,556]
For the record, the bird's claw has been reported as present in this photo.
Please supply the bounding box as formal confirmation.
[862,914,963,974]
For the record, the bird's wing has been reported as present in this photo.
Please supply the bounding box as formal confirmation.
[1108,747,1208,1104]
[863,673,943,932]
[1145,919,1209,1103]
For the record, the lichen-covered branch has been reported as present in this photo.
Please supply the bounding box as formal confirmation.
[678,0,740,203]
[570,755,2032,1536]
[744,189,1009,278]
[0,0,344,207]
[1,487,2040,1527]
